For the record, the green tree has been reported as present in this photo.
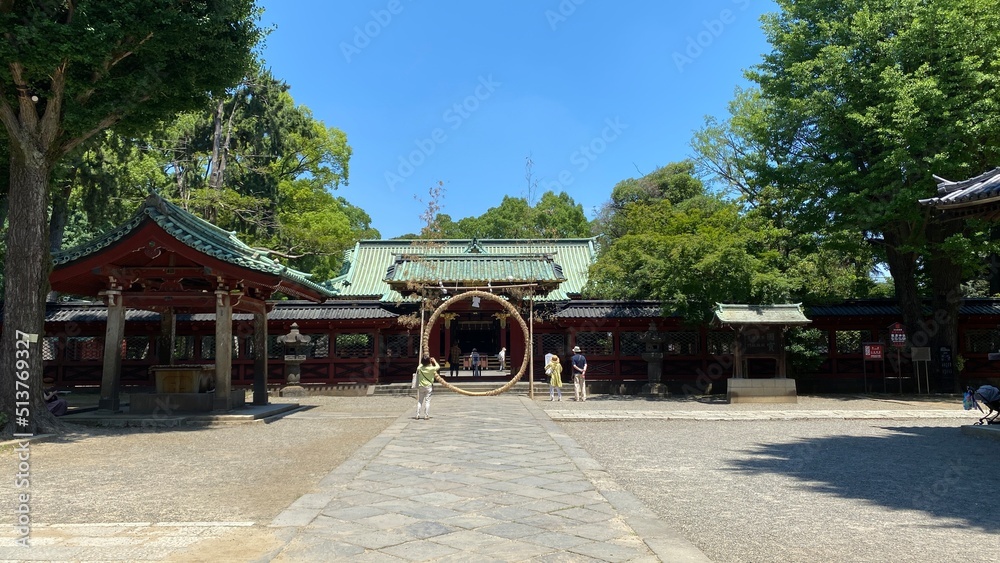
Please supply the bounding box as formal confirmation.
[47,67,370,280]
[741,0,1000,389]
[595,161,705,245]
[0,0,262,435]
[415,191,591,240]
[586,195,794,322]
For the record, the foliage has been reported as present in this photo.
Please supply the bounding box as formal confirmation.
[594,160,705,246]
[0,0,263,435]
[785,327,827,377]
[406,190,591,240]
[586,195,796,322]
[47,67,374,280]
[741,0,1000,366]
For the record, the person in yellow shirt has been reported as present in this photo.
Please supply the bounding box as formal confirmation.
[415,356,439,420]
[546,354,563,401]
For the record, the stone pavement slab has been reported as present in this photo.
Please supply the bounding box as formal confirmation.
[269,395,711,562]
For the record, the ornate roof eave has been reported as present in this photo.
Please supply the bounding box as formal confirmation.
[51,192,333,302]
[919,167,1000,213]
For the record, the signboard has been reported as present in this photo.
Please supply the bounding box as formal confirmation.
[889,322,906,348]
[939,346,955,388]
[911,347,931,361]
[863,343,884,361]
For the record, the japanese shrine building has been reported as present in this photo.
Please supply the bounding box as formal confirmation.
[7,189,1000,395]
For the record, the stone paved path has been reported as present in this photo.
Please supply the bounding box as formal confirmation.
[5,395,977,561]
[267,395,709,562]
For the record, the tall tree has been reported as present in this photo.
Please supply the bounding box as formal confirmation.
[594,160,705,246]
[412,191,591,240]
[0,1,262,435]
[742,0,1000,389]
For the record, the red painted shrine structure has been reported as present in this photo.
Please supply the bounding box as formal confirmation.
[11,174,1000,401]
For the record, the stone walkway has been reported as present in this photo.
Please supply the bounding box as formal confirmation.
[2,394,985,561]
[266,395,709,562]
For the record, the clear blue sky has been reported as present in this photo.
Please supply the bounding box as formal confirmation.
[258,0,776,239]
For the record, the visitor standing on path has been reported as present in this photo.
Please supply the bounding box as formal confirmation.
[546,354,563,401]
[415,356,439,419]
[571,345,587,401]
[471,348,482,377]
[497,347,506,373]
[449,342,461,376]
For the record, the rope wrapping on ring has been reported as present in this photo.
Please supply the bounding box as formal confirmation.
[422,290,531,396]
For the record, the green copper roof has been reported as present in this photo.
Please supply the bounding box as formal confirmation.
[712,303,811,326]
[52,193,333,300]
[384,254,567,295]
[327,238,598,302]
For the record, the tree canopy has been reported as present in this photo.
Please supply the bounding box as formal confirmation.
[0,0,263,435]
[692,0,1000,388]
[405,190,591,240]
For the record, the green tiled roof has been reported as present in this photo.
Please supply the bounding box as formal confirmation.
[713,303,811,326]
[384,254,566,295]
[327,238,598,302]
[52,193,333,300]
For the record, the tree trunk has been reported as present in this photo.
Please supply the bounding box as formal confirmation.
[48,181,72,253]
[926,222,966,392]
[1,150,59,436]
[883,238,922,372]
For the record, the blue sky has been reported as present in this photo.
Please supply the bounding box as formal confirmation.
[258,0,777,239]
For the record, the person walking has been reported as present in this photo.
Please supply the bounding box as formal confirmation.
[471,348,482,377]
[415,356,439,420]
[571,345,588,401]
[497,347,506,373]
[449,342,461,377]
[543,351,554,382]
[546,354,563,401]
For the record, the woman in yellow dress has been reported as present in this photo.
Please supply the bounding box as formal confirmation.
[547,354,563,401]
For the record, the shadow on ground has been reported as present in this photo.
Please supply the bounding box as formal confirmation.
[728,425,999,531]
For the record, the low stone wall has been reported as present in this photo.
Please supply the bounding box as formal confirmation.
[266,383,374,397]
[131,390,246,413]
[727,378,797,403]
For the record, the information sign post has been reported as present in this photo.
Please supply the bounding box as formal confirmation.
[862,343,884,393]
[888,323,906,393]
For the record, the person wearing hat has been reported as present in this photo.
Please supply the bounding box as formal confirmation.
[570,345,588,401]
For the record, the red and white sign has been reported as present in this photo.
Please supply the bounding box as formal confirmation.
[863,343,884,361]
[889,322,906,348]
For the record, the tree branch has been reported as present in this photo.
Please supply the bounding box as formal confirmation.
[253,247,309,260]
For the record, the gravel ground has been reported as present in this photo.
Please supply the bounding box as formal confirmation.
[553,403,999,563]
[0,396,413,525]
[3,392,992,563]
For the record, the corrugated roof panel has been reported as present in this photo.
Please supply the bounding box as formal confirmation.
[39,301,396,323]
[554,301,664,318]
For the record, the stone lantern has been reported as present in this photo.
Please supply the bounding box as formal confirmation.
[640,322,668,397]
[277,322,311,397]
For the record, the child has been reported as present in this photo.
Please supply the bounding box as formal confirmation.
[546,355,563,401]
